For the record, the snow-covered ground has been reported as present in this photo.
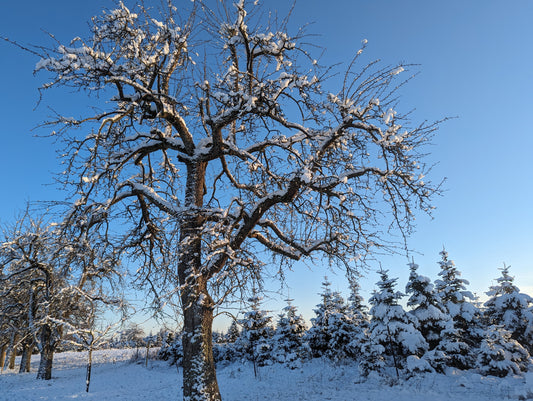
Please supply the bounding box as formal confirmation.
[1,349,532,400]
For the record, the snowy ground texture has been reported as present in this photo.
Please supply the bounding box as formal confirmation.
[1,349,533,401]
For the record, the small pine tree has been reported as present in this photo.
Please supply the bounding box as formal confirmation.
[434,249,481,367]
[484,264,533,353]
[435,249,482,347]
[157,331,183,366]
[325,291,359,361]
[361,269,428,377]
[235,290,273,371]
[305,277,335,358]
[405,261,451,350]
[305,277,358,361]
[346,280,370,358]
[271,299,308,368]
[213,320,240,363]
[477,325,530,377]
[225,320,240,343]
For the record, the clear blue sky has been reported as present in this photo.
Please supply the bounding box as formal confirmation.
[1,0,532,331]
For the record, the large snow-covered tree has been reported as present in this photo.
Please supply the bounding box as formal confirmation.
[30,1,441,399]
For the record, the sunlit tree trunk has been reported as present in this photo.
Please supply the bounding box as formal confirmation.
[179,163,221,401]
[0,342,7,368]
[36,325,54,380]
[19,337,34,373]
[3,331,18,371]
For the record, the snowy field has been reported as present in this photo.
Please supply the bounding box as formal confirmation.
[1,349,532,400]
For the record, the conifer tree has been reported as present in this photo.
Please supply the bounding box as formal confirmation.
[361,269,427,377]
[405,261,451,350]
[347,280,370,358]
[484,265,533,353]
[477,325,530,377]
[305,277,358,360]
[433,250,479,369]
[305,278,335,358]
[236,290,273,373]
[271,298,307,368]
[435,250,482,347]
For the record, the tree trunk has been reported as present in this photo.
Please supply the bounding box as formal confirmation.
[180,281,220,401]
[19,338,34,373]
[3,331,17,371]
[36,325,54,380]
[86,346,93,392]
[179,162,221,401]
[0,343,7,368]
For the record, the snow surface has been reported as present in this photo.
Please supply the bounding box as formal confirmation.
[0,348,532,400]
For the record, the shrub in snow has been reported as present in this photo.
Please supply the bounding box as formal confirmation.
[360,269,428,376]
[405,355,434,375]
[158,332,183,366]
[477,325,531,377]
[405,261,451,350]
[484,265,533,353]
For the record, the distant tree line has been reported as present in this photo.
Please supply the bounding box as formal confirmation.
[159,250,533,379]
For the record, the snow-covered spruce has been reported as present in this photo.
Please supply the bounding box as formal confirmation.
[476,325,530,377]
[235,291,274,371]
[270,299,308,368]
[484,264,533,353]
[434,249,481,368]
[405,261,451,350]
[305,277,359,361]
[360,269,428,377]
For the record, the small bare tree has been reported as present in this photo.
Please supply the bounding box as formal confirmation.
[31,1,441,399]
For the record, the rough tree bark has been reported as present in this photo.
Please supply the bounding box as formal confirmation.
[3,331,17,371]
[0,343,7,368]
[178,162,221,400]
[36,324,55,380]
[19,337,34,373]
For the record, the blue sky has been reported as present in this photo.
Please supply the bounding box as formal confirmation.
[1,0,532,331]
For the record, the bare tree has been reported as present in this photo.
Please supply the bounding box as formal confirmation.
[31,1,441,399]
[0,210,122,380]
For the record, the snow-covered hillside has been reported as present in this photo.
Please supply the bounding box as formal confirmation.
[1,349,532,400]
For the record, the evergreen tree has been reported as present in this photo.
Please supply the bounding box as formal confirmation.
[225,320,240,344]
[347,280,370,358]
[405,261,451,350]
[305,277,358,361]
[361,269,428,377]
[271,299,308,368]
[477,325,530,377]
[484,265,533,353]
[236,290,273,371]
[305,278,335,358]
[434,249,482,349]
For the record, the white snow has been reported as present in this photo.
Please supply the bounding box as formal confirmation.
[0,348,530,400]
